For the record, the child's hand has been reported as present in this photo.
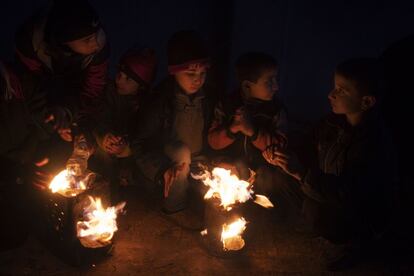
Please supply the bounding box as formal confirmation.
[262,147,306,182]
[262,145,278,166]
[163,163,186,198]
[32,157,52,190]
[57,127,73,142]
[45,107,70,130]
[229,108,243,134]
[102,133,124,155]
[237,108,255,137]
[229,120,242,134]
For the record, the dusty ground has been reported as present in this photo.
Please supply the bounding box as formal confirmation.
[1,185,413,276]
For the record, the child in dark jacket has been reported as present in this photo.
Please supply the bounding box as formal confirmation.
[132,30,217,213]
[208,52,287,192]
[15,0,109,136]
[91,48,157,186]
[263,58,396,271]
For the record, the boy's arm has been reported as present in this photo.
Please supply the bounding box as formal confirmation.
[208,102,237,150]
[80,42,110,114]
[300,135,392,206]
[251,109,288,151]
[92,87,113,149]
[131,101,171,183]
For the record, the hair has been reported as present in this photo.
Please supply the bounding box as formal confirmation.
[335,58,384,98]
[235,52,278,84]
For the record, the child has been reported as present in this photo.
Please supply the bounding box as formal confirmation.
[91,48,157,186]
[15,0,109,136]
[131,30,217,213]
[208,52,287,191]
[262,58,396,270]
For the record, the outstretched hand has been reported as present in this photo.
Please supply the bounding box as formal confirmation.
[102,133,126,155]
[163,163,186,198]
[32,157,53,190]
[262,147,306,182]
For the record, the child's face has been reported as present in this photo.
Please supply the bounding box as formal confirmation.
[65,32,101,56]
[244,68,278,101]
[329,73,365,115]
[328,74,362,115]
[116,71,140,95]
[174,64,207,94]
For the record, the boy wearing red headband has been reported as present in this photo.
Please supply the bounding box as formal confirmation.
[132,30,217,213]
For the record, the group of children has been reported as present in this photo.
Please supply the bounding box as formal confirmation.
[0,0,396,270]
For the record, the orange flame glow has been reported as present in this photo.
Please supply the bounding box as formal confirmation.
[221,217,247,251]
[49,169,91,197]
[193,167,253,211]
[77,196,125,248]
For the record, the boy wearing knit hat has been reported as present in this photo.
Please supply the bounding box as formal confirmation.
[91,48,157,186]
[132,30,217,214]
[15,0,109,139]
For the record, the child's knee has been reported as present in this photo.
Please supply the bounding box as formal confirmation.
[165,142,191,165]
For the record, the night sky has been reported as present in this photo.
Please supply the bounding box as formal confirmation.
[2,0,414,120]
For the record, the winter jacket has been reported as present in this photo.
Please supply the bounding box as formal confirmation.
[208,91,287,168]
[131,77,217,182]
[300,113,396,233]
[15,15,109,120]
[94,81,142,157]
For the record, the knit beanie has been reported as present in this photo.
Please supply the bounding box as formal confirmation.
[167,30,209,74]
[45,0,101,44]
[119,48,157,87]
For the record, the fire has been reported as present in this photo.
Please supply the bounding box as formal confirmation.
[77,196,126,248]
[193,167,253,211]
[221,217,247,251]
[49,169,90,197]
[194,167,274,252]
[254,194,274,208]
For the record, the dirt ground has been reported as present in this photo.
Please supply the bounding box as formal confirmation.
[1,185,413,276]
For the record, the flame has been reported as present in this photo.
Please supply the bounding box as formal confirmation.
[200,229,208,236]
[254,194,274,208]
[77,196,126,248]
[49,169,91,197]
[221,217,247,251]
[193,167,253,211]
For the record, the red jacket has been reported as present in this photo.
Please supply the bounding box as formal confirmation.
[15,16,109,117]
[208,91,288,167]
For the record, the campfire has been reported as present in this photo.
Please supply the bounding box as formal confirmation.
[49,169,92,197]
[77,196,126,248]
[199,167,253,211]
[46,166,126,249]
[193,166,274,252]
[31,136,127,265]
[221,217,247,251]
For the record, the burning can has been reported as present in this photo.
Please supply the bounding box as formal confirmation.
[202,198,247,257]
[32,172,116,266]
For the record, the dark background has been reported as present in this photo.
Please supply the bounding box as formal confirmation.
[2,0,414,120]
